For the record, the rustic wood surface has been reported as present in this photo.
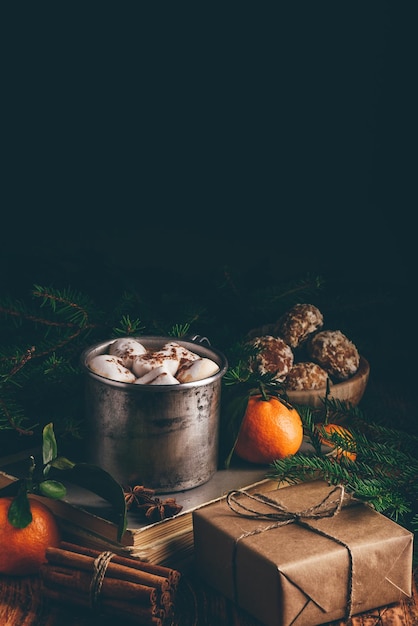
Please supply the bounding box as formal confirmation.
[0,567,416,625]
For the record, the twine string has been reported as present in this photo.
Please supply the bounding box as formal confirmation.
[226,485,354,620]
[89,550,115,610]
[226,483,347,521]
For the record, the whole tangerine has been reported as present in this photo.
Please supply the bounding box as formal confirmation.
[234,394,303,464]
[0,496,61,576]
[317,423,357,462]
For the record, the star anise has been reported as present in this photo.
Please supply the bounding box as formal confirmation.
[123,485,183,522]
[144,497,183,523]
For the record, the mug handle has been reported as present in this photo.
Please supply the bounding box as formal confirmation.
[186,334,211,347]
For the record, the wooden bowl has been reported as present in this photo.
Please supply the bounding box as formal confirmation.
[286,356,370,408]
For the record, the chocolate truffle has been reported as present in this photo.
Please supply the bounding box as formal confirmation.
[285,361,331,390]
[275,303,324,349]
[307,330,360,380]
[249,335,294,382]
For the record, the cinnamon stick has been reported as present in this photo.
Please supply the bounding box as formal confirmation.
[41,542,181,625]
[60,541,181,589]
[40,563,159,603]
[45,546,171,593]
[42,586,164,626]
[159,590,175,620]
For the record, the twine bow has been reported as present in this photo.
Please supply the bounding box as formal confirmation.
[226,483,347,524]
[226,484,355,620]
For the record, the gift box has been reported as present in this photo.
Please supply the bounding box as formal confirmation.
[192,480,413,626]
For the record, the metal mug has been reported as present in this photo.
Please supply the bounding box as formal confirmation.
[80,336,228,492]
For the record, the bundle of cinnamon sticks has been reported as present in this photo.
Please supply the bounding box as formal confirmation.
[40,541,181,626]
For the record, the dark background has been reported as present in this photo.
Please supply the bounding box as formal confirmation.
[3,4,414,276]
[1,3,416,435]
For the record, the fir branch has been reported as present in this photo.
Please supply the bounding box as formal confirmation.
[353,418,418,454]
[0,347,35,381]
[168,323,191,338]
[0,388,36,435]
[266,398,418,528]
[0,286,102,437]
[42,353,80,378]
[268,437,418,525]
[269,454,356,487]
[112,315,145,337]
[268,453,412,520]
[1,292,87,330]
[354,432,417,468]
[32,285,92,326]
[298,406,323,454]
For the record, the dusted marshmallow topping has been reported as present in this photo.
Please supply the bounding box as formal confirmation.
[285,361,331,391]
[176,357,219,383]
[307,330,360,381]
[86,339,219,385]
[134,365,171,384]
[135,368,180,385]
[158,342,200,368]
[131,341,199,378]
[275,303,324,349]
[249,335,294,382]
[148,372,180,385]
[108,338,147,368]
[87,354,136,383]
[131,352,179,378]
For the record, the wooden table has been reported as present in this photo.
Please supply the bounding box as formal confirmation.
[1,567,417,625]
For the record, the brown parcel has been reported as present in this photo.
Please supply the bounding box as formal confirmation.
[193,480,413,626]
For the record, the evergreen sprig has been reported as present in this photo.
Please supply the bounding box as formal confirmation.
[112,315,145,337]
[0,285,149,438]
[168,323,192,338]
[268,409,418,530]
[33,284,93,326]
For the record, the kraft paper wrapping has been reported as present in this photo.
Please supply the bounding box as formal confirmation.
[192,480,413,626]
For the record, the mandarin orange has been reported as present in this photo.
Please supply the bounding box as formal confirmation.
[0,497,61,576]
[317,423,357,461]
[234,394,303,464]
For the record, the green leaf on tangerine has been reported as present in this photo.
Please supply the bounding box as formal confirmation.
[8,488,32,529]
[38,480,67,499]
[42,422,58,475]
[50,456,76,471]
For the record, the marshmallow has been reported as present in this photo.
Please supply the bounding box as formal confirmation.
[134,365,172,385]
[147,371,180,385]
[87,354,136,383]
[108,338,147,368]
[131,352,179,378]
[160,342,200,365]
[176,357,219,383]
